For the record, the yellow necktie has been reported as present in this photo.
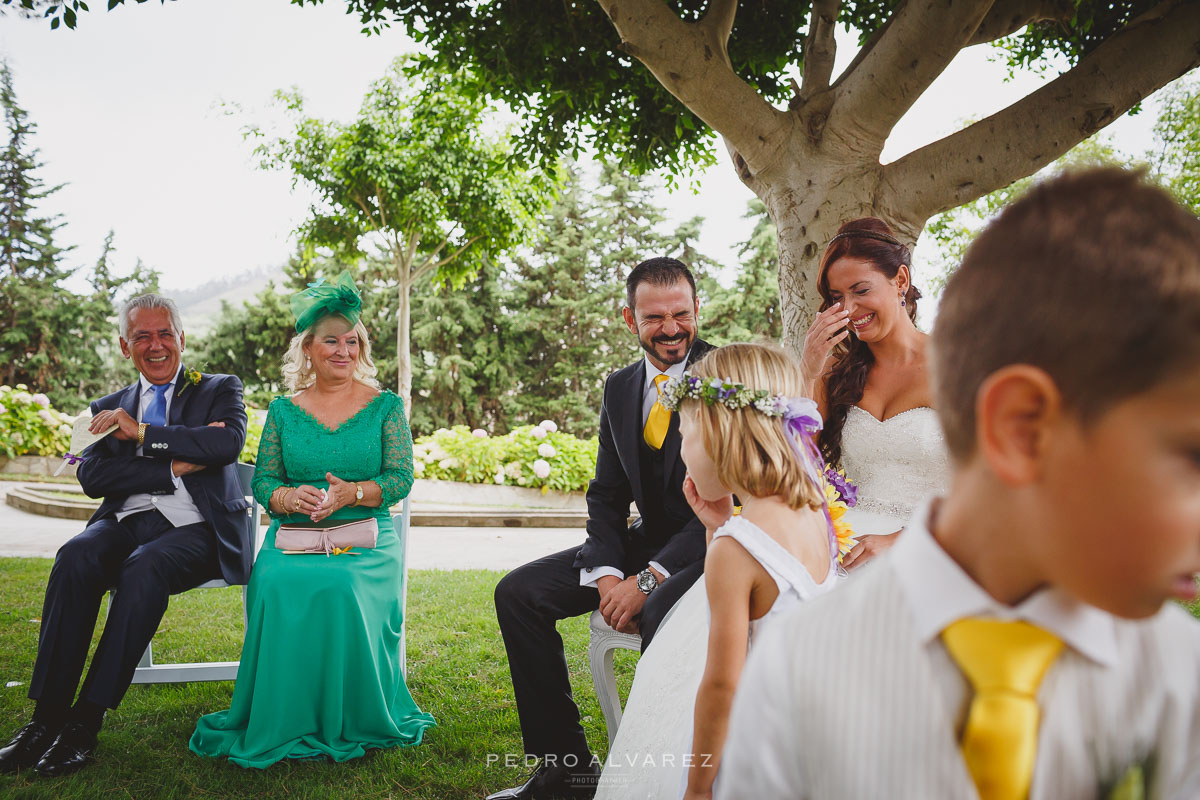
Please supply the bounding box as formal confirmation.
[643,374,671,450]
[941,618,1064,800]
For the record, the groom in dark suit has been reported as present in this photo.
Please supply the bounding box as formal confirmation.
[0,294,249,777]
[489,258,712,800]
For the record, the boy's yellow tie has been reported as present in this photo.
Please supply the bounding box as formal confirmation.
[643,374,671,449]
[941,618,1064,800]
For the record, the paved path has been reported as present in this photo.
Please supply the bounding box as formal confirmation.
[0,482,584,571]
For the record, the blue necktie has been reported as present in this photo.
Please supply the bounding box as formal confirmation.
[143,383,170,428]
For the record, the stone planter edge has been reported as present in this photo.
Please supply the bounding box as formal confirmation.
[1,457,585,510]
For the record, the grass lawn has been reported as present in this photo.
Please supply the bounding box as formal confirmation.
[0,559,639,799]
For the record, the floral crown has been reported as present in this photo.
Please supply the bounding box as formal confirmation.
[660,374,801,418]
[662,372,859,509]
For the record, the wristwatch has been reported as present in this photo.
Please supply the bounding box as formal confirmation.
[352,482,363,507]
[636,568,658,595]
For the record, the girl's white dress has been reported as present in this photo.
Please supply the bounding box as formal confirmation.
[595,516,838,798]
[595,404,950,798]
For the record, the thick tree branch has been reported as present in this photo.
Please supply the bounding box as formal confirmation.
[967,0,1073,46]
[700,0,737,66]
[828,0,995,150]
[722,136,765,197]
[883,0,1200,221]
[595,0,794,177]
[800,0,840,100]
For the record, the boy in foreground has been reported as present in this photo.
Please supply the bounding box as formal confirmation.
[718,167,1200,799]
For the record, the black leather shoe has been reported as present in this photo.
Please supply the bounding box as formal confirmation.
[33,721,97,778]
[485,760,599,800]
[0,721,60,774]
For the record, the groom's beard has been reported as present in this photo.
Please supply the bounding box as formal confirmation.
[638,330,695,367]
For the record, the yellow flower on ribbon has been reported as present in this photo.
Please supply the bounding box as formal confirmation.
[824,481,858,561]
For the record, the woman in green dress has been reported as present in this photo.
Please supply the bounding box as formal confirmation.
[190,272,435,768]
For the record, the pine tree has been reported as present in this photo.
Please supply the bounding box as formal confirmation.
[505,162,727,437]
[408,259,517,436]
[0,61,72,390]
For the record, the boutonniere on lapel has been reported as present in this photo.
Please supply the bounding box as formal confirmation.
[1103,760,1149,800]
[177,368,203,398]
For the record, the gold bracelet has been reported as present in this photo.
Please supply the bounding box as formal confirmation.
[271,486,288,511]
[137,423,147,447]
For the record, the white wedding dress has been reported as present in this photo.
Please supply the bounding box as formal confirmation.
[595,405,950,799]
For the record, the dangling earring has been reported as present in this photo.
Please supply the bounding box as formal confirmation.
[900,295,906,308]
[305,356,312,369]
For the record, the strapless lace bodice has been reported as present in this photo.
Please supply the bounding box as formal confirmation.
[840,406,950,520]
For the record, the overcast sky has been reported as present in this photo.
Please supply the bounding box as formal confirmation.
[0,2,1165,296]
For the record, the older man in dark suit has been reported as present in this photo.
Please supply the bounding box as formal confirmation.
[0,294,249,777]
[488,258,712,800]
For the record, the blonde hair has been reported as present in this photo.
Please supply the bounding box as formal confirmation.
[282,315,381,393]
[685,342,824,511]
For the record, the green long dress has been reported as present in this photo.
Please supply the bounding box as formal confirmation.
[190,390,435,768]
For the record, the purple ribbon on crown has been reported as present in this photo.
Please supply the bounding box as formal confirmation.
[780,398,839,560]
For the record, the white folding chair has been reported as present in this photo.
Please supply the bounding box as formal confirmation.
[112,462,260,684]
[588,610,642,747]
[391,495,412,679]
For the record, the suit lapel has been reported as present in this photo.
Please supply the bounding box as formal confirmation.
[662,406,683,490]
[617,361,645,504]
[661,340,711,486]
[169,366,193,426]
[117,382,140,455]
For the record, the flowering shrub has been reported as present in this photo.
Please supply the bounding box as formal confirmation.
[0,384,266,465]
[0,384,74,458]
[240,406,266,465]
[413,423,598,493]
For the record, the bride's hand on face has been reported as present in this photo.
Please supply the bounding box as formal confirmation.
[800,302,851,382]
[842,531,902,570]
[683,474,734,534]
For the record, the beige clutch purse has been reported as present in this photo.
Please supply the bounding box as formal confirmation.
[276,518,378,555]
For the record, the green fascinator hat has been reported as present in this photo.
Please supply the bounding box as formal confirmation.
[290,270,362,333]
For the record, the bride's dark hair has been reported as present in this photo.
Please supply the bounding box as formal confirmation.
[816,218,920,466]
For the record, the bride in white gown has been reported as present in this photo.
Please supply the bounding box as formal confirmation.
[597,219,949,799]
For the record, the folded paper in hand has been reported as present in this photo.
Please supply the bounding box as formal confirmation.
[276,518,379,555]
[55,413,118,476]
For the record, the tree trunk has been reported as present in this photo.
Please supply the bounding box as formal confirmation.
[395,257,413,417]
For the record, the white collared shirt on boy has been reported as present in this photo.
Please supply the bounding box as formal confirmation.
[578,354,687,589]
[116,367,205,528]
[717,499,1200,799]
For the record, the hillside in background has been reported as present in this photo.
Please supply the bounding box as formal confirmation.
[169,267,280,336]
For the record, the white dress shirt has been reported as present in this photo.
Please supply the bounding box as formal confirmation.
[117,367,205,527]
[579,354,689,590]
[891,498,1118,730]
[717,498,1200,799]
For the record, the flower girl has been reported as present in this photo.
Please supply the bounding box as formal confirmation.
[596,342,841,800]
